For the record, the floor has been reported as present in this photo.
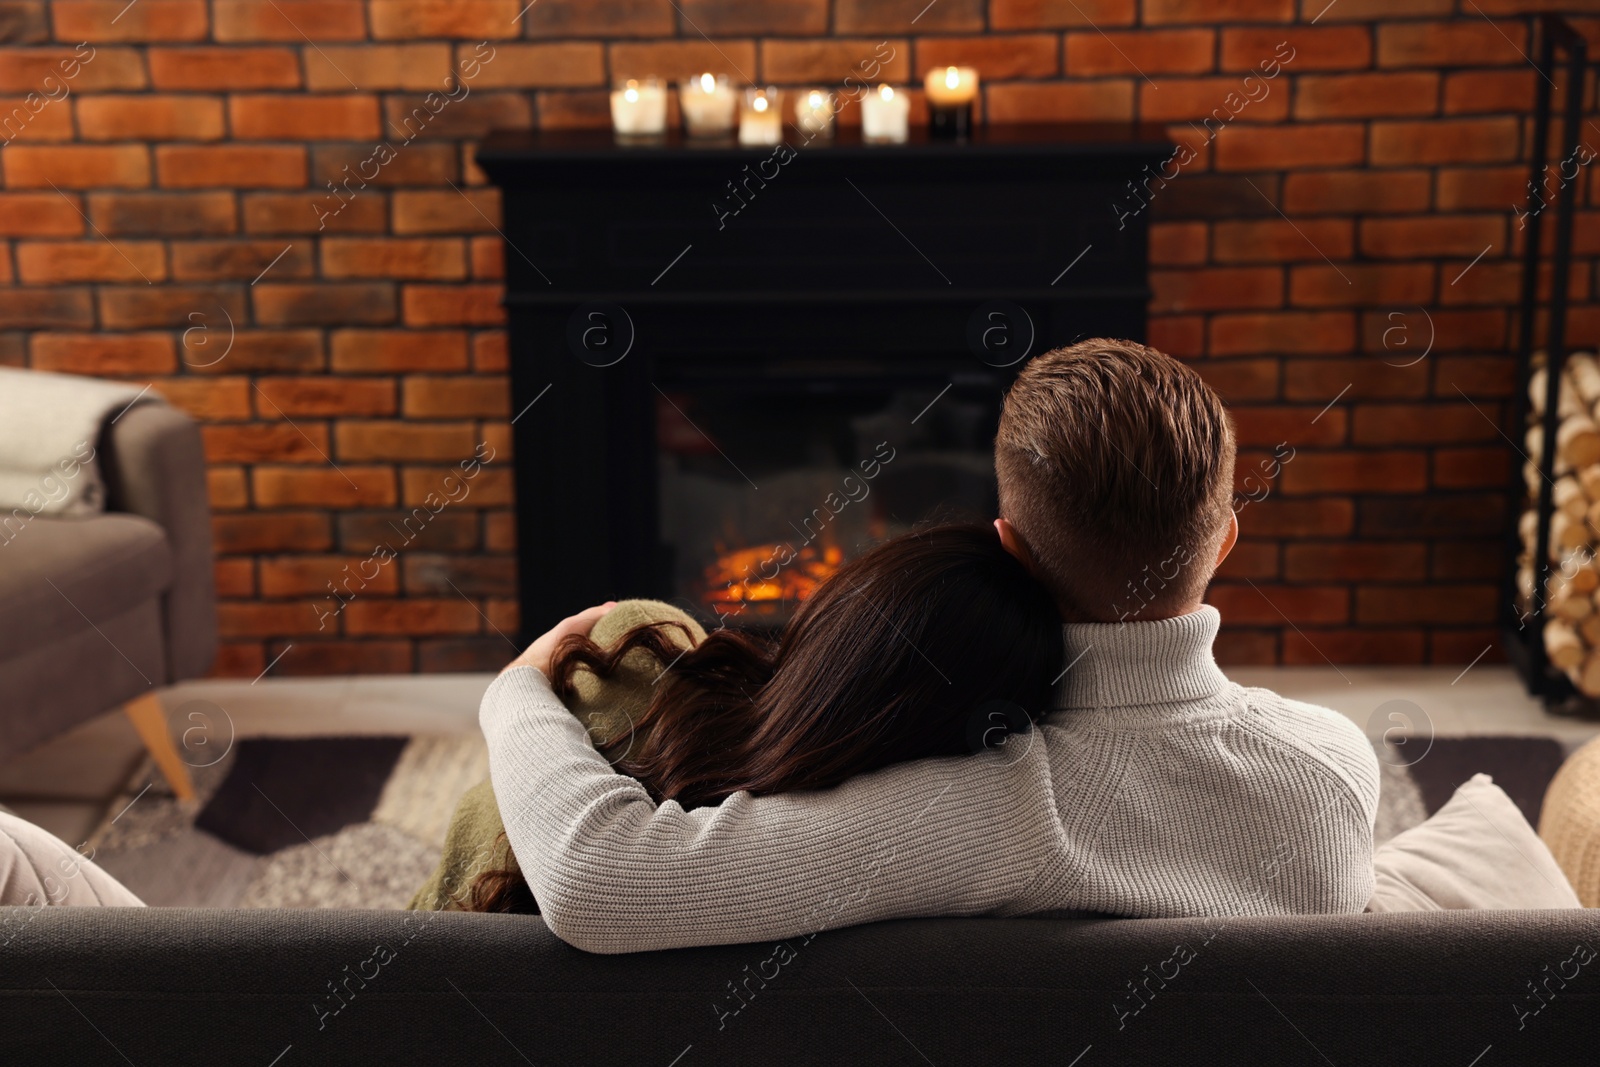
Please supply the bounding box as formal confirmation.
[3,666,1598,845]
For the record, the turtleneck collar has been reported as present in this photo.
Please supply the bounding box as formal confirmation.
[1052,604,1232,712]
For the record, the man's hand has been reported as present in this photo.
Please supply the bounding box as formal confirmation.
[502,602,616,676]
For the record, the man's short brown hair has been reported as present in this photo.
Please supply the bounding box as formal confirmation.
[995,338,1236,621]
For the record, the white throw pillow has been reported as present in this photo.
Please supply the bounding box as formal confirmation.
[1367,773,1582,912]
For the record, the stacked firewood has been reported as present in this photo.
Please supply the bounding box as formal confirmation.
[1524,351,1600,695]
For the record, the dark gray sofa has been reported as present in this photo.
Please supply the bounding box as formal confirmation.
[1,908,1594,1064]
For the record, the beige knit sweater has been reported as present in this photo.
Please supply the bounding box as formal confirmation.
[481,605,1380,954]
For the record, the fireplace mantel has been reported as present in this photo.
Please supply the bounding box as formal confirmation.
[477,123,1175,630]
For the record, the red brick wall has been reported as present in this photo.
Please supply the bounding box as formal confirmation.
[0,0,1593,675]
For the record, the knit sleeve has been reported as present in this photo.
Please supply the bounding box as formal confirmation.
[480,666,1062,953]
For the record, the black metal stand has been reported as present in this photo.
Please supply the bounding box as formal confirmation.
[1503,13,1592,705]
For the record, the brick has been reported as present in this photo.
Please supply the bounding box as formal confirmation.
[0,47,144,92]
[344,598,482,636]
[148,47,301,90]
[242,192,387,235]
[1359,216,1503,259]
[253,377,397,418]
[90,191,236,236]
[0,2,47,42]
[992,0,1136,28]
[1214,123,1365,170]
[1233,406,1346,448]
[266,640,415,676]
[1443,70,1535,115]
[401,375,508,418]
[1212,628,1277,665]
[1433,447,1510,489]
[1220,27,1371,72]
[533,90,611,130]
[606,40,760,82]
[1356,586,1496,626]
[0,96,75,142]
[213,1,365,41]
[522,0,672,36]
[152,377,253,421]
[1213,219,1353,264]
[1370,118,1520,166]
[0,193,82,236]
[381,92,532,141]
[370,0,525,39]
[486,599,518,632]
[836,0,982,31]
[335,420,476,462]
[253,283,397,327]
[15,240,165,284]
[1145,0,1292,21]
[459,43,606,88]
[472,334,507,374]
[1151,222,1207,266]
[156,146,307,188]
[1240,497,1354,537]
[311,144,458,187]
[1311,0,1449,17]
[0,289,93,328]
[1439,259,1572,308]
[418,638,517,673]
[203,423,330,463]
[230,95,381,141]
[210,642,265,677]
[1209,311,1355,356]
[53,1,206,40]
[331,329,469,372]
[1284,359,1427,402]
[213,556,254,594]
[1430,630,1502,666]
[219,601,330,639]
[401,285,505,327]
[4,145,149,188]
[170,239,314,282]
[1214,540,1278,580]
[1376,21,1525,68]
[401,465,511,507]
[1434,356,1514,398]
[985,82,1135,123]
[1207,584,1348,626]
[1293,73,1439,120]
[99,285,247,330]
[1359,308,1507,359]
[1152,267,1282,312]
[252,466,398,508]
[760,40,911,84]
[209,467,249,511]
[322,238,468,280]
[31,332,174,374]
[1431,540,1501,581]
[917,35,1058,80]
[1067,29,1211,76]
[1149,316,1204,357]
[304,44,453,92]
[259,555,401,598]
[672,0,824,33]
[401,554,516,597]
[338,510,480,552]
[0,332,22,367]
[1143,76,1292,124]
[1282,629,1427,666]
[1359,495,1503,538]
[1289,264,1435,308]
[1197,359,1279,403]
[484,510,515,552]
[213,512,331,554]
[1282,170,1432,216]
[480,421,510,458]
[1350,403,1498,446]
[470,236,502,280]
[1285,543,1427,582]
[186,330,324,373]
[1280,451,1427,494]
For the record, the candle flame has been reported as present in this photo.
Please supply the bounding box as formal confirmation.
[944,66,961,90]
[699,72,716,93]
[808,90,822,108]
[753,94,768,112]
[879,84,895,101]
[624,87,638,102]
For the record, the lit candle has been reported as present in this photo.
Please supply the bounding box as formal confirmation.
[609,77,666,137]
[739,87,782,146]
[679,72,737,137]
[861,84,909,143]
[924,65,979,139]
[794,88,835,139]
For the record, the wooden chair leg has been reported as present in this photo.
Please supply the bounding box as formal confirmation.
[122,692,196,802]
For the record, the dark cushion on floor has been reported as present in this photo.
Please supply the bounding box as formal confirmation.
[0,513,171,660]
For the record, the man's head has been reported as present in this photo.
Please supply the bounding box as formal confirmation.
[994,338,1237,622]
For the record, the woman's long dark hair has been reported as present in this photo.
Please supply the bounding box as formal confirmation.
[467,523,1062,913]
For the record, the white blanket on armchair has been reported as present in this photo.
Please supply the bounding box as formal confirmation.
[0,367,153,517]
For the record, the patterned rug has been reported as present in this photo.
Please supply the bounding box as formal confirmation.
[86,732,1581,909]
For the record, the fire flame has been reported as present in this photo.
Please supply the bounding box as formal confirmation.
[703,542,845,607]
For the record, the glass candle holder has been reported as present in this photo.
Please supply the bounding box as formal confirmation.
[679,72,737,137]
[610,77,667,137]
[794,88,836,139]
[924,65,978,139]
[861,84,909,143]
[739,87,782,146]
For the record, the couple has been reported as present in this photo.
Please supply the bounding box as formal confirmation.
[468,339,1381,952]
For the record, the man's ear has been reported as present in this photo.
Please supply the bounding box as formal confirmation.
[994,518,1038,576]
[1214,510,1239,567]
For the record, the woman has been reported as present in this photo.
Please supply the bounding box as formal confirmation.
[465,522,1062,912]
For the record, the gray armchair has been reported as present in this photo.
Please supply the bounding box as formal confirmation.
[0,400,217,799]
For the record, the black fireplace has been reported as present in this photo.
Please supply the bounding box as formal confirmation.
[477,123,1173,632]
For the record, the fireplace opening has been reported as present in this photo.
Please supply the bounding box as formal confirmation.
[655,361,1006,627]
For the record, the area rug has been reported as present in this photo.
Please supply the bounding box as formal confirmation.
[85,732,1584,909]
